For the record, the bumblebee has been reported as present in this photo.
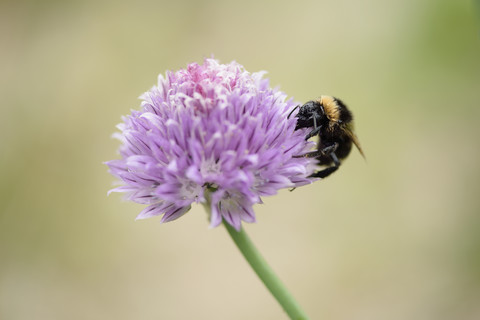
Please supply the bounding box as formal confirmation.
[289,95,364,178]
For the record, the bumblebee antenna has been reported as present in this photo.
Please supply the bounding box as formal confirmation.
[287,105,300,119]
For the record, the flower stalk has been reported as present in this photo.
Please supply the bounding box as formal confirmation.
[204,197,309,320]
[223,222,310,320]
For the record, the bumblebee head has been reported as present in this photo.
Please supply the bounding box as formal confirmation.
[293,100,320,130]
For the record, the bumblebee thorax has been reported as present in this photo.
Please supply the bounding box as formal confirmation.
[319,95,341,123]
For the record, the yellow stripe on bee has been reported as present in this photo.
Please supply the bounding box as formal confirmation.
[318,95,340,123]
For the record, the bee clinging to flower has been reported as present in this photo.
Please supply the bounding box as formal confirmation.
[289,95,364,178]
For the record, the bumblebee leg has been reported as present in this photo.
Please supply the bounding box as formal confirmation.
[310,166,338,178]
[293,150,321,158]
[309,152,341,179]
[304,113,321,140]
[293,143,338,159]
[305,126,322,140]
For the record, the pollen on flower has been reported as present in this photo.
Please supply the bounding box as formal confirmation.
[106,58,317,230]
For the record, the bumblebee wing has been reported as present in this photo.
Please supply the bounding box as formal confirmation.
[345,125,365,159]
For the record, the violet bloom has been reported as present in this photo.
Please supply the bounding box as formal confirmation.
[106,59,316,230]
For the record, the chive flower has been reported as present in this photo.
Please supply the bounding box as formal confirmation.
[106,58,316,230]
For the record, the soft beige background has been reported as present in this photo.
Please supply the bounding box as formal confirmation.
[1,0,479,319]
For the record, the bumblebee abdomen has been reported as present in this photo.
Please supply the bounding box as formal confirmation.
[318,133,353,164]
[335,138,353,159]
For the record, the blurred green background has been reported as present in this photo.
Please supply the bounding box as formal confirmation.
[1,0,480,319]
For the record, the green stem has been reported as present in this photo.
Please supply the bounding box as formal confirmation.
[203,195,309,319]
[222,221,309,320]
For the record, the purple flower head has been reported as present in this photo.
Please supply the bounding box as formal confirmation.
[106,59,317,230]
